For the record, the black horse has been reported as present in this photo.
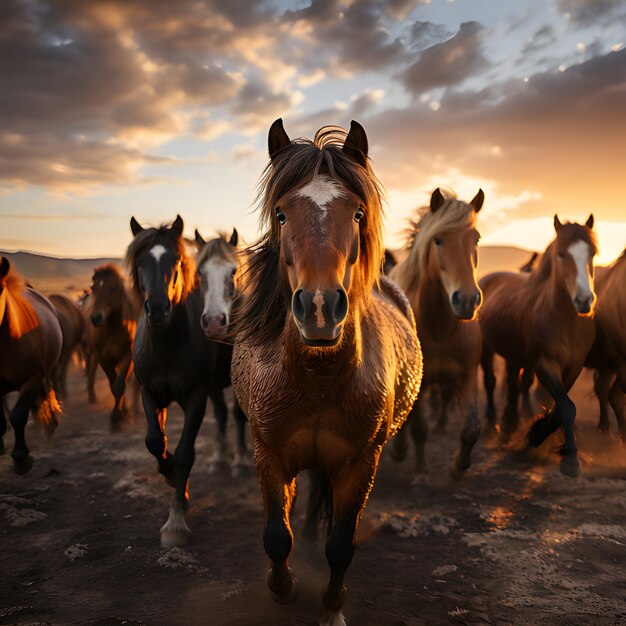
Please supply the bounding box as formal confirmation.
[126,214,235,546]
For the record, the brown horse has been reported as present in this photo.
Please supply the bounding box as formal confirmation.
[479,215,597,476]
[585,249,626,441]
[390,187,484,481]
[231,119,422,626]
[86,264,138,429]
[49,294,88,400]
[0,257,62,473]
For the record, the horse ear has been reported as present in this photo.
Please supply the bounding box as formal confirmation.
[430,188,445,213]
[130,216,144,236]
[585,214,594,229]
[229,228,239,248]
[0,256,10,278]
[343,120,368,167]
[268,118,291,161]
[554,214,563,232]
[471,188,485,212]
[194,229,206,248]
[171,214,184,237]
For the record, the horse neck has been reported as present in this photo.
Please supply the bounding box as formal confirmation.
[415,263,457,336]
[530,255,578,321]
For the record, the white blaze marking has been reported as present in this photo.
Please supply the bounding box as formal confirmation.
[296,176,347,222]
[200,259,233,320]
[568,240,593,296]
[150,244,167,263]
[313,288,325,328]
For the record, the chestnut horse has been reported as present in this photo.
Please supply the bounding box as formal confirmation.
[479,215,597,476]
[86,265,138,429]
[0,257,62,473]
[585,249,626,441]
[194,228,250,476]
[231,120,422,626]
[390,188,484,481]
[128,215,237,546]
[49,294,88,400]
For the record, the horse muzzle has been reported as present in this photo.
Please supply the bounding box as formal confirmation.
[89,312,105,327]
[291,286,348,347]
[574,293,595,316]
[145,299,172,327]
[450,289,482,321]
[201,312,228,339]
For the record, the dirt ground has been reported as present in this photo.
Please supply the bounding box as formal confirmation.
[1,362,625,626]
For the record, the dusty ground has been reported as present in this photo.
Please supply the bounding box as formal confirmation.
[1,363,625,626]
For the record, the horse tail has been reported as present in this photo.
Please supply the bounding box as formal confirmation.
[306,470,333,538]
[37,382,62,434]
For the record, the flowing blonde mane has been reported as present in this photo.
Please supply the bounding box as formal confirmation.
[0,267,39,339]
[391,189,477,294]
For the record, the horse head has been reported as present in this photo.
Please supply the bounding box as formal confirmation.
[89,265,126,328]
[195,228,239,339]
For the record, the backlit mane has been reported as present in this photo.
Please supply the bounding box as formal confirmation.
[92,263,126,285]
[0,266,39,339]
[235,125,385,344]
[392,189,477,294]
[125,224,197,304]
[196,234,237,268]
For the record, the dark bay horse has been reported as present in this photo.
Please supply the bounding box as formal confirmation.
[128,215,230,546]
[585,249,626,441]
[0,257,62,473]
[49,294,88,400]
[86,265,138,429]
[231,119,422,625]
[390,187,484,481]
[479,215,597,476]
[194,228,250,476]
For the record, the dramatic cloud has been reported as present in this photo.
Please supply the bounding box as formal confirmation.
[558,0,626,24]
[401,22,489,95]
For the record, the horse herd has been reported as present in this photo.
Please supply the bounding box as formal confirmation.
[1,119,625,626]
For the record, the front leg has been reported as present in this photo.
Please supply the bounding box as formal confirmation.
[141,387,175,486]
[450,371,481,480]
[594,368,615,434]
[160,391,208,547]
[110,354,133,430]
[86,352,97,404]
[231,397,251,477]
[501,361,522,443]
[609,367,626,444]
[207,389,229,474]
[321,449,382,626]
[10,381,39,474]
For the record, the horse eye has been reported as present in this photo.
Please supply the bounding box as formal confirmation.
[557,252,564,259]
[354,207,365,223]
[231,268,236,277]
[275,208,286,225]
[434,238,443,246]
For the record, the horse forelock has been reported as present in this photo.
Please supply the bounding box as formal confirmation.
[392,191,477,294]
[196,235,237,269]
[235,125,385,345]
[125,225,197,303]
[0,267,39,339]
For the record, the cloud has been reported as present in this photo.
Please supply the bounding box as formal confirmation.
[401,22,489,95]
[558,0,626,24]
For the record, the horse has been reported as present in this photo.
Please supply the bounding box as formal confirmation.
[479,215,597,477]
[519,251,540,273]
[85,264,138,429]
[194,228,250,476]
[0,257,62,473]
[383,248,398,275]
[127,214,236,547]
[49,294,88,400]
[231,119,422,626]
[389,187,484,481]
[585,249,626,441]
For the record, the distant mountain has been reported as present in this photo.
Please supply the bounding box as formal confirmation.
[0,250,121,294]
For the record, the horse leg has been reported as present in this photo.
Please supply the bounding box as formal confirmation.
[594,369,614,434]
[87,353,97,404]
[321,454,380,626]
[208,389,228,474]
[519,367,535,419]
[451,373,481,480]
[142,387,175,486]
[408,396,429,483]
[110,355,132,431]
[231,397,250,477]
[160,392,207,547]
[0,396,7,455]
[434,383,455,434]
[501,361,522,443]
[481,345,497,434]
[9,381,38,474]
[390,421,408,462]
[609,370,626,444]
[529,361,579,477]
[303,469,329,542]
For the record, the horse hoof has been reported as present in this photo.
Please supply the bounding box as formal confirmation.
[559,455,580,478]
[268,568,299,604]
[527,421,548,448]
[450,462,468,481]
[320,611,347,626]
[160,529,190,548]
[13,454,34,475]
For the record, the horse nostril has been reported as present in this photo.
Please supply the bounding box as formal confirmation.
[201,313,209,329]
[292,289,306,323]
[218,313,227,326]
[451,291,462,309]
[332,288,348,323]
[473,290,482,309]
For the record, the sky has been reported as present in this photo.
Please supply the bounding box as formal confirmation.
[0,0,625,263]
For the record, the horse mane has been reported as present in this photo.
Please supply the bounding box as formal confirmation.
[392,189,477,294]
[124,224,197,305]
[196,234,236,268]
[0,266,39,339]
[234,125,385,345]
